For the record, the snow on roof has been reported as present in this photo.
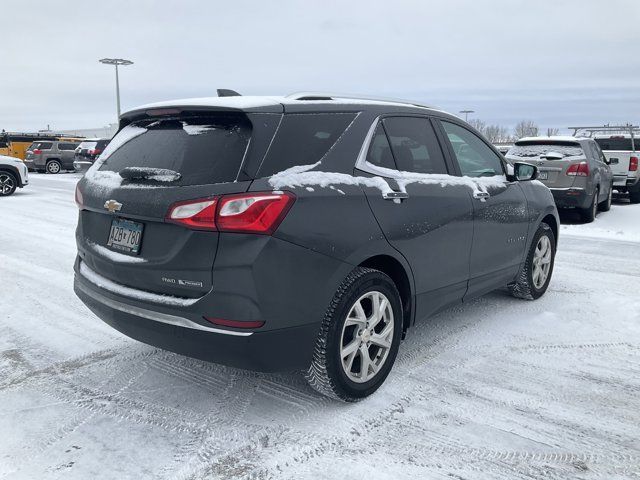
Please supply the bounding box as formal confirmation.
[516,136,583,143]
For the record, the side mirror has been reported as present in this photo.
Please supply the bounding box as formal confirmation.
[513,162,538,181]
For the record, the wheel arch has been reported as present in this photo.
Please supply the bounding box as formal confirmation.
[0,166,21,186]
[358,254,414,335]
[541,213,558,246]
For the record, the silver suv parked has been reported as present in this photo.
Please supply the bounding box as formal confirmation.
[506,136,613,222]
[25,140,82,174]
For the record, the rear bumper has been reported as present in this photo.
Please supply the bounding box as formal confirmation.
[74,271,320,372]
[549,187,590,209]
[73,160,93,173]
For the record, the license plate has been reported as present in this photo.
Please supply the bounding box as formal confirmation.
[107,219,144,254]
[538,171,548,180]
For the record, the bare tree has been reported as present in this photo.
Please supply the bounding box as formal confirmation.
[484,124,511,143]
[468,118,486,136]
[546,127,560,137]
[513,120,539,139]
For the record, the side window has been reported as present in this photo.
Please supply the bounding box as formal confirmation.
[591,142,606,163]
[440,121,504,177]
[59,143,76,151]
[382,117,448,174]
[258,113,356,177]
[38,142,53,150]
[365,123,396,170]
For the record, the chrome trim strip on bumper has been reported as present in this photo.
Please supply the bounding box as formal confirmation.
[76,276,253,337]
[549,187,585,192]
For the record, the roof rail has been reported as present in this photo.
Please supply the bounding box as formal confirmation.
[286,91,436,110]
[569,124,640,137]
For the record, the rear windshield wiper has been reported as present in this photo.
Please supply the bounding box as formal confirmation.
[119,167,181,182]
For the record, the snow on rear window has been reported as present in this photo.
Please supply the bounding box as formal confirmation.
[508,141,583,159]
[87,115,251,188]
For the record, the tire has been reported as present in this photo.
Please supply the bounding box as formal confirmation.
[305,267,403,402]
[46,160,61,174]
[0,171,18,196]
[599,184,612,212]
[509,222,556,300]
[579,187,598,223]
[630,190,640,204]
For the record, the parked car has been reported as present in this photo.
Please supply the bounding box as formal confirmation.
[0,154,29,196]
[593,135,640,203]
[505,136,613,222]
[73,93,559,401]
[74,138,111,174]
[24,139,82,173]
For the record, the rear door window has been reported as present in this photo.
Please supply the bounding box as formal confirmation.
[257,113,356,177]
[58,143,77,151]
[97,114,252,185]
[382,117,448,174]
[440,121,504,177]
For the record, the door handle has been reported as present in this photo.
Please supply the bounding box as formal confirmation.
[382,191,409,201]
[473,191,490,201]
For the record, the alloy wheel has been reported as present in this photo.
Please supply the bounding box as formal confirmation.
[47,161,61,174]
[0,174,15,195]
[340,291,394,383]
[532,235,552,289]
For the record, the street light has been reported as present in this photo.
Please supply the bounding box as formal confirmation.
[99,58,134,119]
[459,110,475,122]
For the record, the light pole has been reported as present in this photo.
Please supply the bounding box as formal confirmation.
[99,58,134,119]
[459,110,475,122]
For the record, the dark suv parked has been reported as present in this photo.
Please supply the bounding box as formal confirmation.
[74,138,111,173]
[74,93,559,401]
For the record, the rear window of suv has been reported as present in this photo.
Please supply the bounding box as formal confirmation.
[508,141,584,159]
[78,141,98,150]
[257,113,356,177]
[594,137,638,151]
[97,114,252,185]
[32,142,53,150]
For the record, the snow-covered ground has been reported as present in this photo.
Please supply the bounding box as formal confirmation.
[1,174,639,479]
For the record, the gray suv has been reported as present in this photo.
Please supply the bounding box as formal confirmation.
[506,136,613,222]
[73,93,559,401]
[25,140,82,173]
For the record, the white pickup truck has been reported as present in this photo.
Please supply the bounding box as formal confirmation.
[593,135,640,203]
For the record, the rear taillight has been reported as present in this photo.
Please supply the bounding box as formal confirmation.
[165,192,295,234]
[630,156,638,172]
[217,192,296,234]
[566,162,589,177]
[33,149,42,154]
[75,184,83,208]
[166,198,218,231]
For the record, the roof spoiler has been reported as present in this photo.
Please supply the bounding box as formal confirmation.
[217,89,242,97]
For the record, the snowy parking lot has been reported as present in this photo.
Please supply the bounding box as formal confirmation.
[1,174,639,479]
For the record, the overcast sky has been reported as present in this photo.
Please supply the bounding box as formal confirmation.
[3,0,639,133]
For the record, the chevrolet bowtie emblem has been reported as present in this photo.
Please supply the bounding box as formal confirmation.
[104,199,122,213]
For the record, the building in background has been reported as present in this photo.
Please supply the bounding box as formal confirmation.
[57,123,118,139]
